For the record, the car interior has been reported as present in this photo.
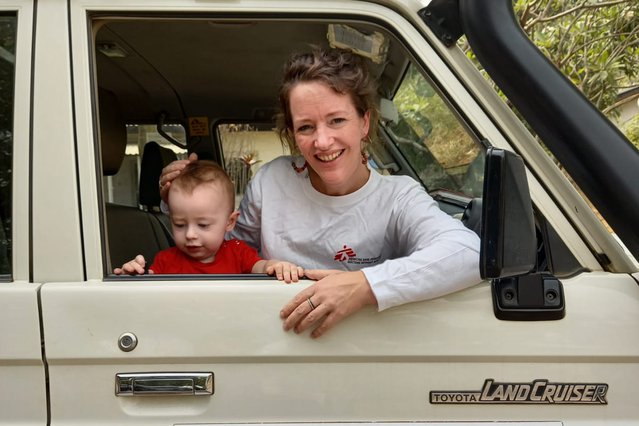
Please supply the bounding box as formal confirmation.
[93,13,487,274]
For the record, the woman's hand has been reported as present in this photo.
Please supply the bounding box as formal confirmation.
[159,152,198,202]
[113,254,151,275]
[280,269,378,338]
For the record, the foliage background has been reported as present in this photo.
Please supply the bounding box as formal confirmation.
[460,0,639,149]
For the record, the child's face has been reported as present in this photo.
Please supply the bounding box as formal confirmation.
[168,182,238,263]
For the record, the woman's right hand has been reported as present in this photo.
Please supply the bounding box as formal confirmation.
[113,254,150,275]
[280,269,378,338]
[159,152,198,202]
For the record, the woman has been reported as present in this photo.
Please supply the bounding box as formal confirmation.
[160,48,481,338]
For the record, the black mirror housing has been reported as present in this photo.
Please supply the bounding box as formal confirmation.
[480,148,536,279]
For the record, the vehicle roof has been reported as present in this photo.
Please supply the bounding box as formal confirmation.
[95,16,408,126]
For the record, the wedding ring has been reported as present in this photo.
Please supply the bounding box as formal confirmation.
[307,297,316,310]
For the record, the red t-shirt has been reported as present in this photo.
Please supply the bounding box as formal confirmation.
[149,239,262,274]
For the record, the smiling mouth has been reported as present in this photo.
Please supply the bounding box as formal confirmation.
[316,150,343,162]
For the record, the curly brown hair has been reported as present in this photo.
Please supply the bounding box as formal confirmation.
[275,48,379,154]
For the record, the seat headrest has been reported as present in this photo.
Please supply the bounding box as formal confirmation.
[139,141,178,209]
[99,88,127,176]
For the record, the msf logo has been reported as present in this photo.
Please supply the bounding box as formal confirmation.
[334,245,356,261]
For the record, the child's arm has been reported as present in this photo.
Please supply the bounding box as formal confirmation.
[113,254,152,275]
[253,259,304,283]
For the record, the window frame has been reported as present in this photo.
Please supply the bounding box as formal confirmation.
[72,2,600,280]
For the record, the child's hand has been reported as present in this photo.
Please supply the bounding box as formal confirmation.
[266,261,304,283]
[113,254,147,275]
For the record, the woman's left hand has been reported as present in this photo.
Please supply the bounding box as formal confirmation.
[280,269,378,338]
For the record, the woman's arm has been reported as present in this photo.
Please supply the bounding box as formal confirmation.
[280,181,481,338]
[362,185,481,311]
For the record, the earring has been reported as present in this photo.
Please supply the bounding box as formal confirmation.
[291,160,308,174]
[361,135,371,165]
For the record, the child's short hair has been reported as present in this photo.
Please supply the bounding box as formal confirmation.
[171,160,235,210]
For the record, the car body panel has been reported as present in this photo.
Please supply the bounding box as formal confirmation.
[40,273,639,424]
[0,283,47,425]
[31,0,84,283]
[1,0,638,424]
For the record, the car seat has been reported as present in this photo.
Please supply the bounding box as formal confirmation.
[99,88,173,272]
[138,140,177,244]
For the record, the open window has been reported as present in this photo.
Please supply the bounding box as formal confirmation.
[103,123,187,208]
[93,14,488,275]
[216,123,289,208]
[0,13,16,279]
[385,63,484,198]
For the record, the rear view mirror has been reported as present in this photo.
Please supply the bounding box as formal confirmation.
[480,148,536,279]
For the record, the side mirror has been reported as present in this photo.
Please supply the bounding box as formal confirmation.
[479,148,565,321]
[480,147,536,279]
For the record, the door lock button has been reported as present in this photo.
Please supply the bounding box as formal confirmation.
[118,332,138,352]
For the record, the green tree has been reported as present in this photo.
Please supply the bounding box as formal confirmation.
[516,0,638,112]
[460,0,639,148]
[623,114,639,147]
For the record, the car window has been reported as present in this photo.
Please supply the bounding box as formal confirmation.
[385,63,484,198]
[104,124,187,208]
[0,14,16,278]
[217,123,289,208]
[93,15,486,274]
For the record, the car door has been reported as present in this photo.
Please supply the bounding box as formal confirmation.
[0,3,47,424]
[36,1,639,425]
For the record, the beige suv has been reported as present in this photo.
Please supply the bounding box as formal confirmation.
[1,1,638,425]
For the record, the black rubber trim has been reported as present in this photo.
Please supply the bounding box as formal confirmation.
[459,0,639,260]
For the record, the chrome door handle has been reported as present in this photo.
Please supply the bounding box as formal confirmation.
[115,372,214,396]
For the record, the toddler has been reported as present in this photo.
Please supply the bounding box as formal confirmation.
[114,160,303,282]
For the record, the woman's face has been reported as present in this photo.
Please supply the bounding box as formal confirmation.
[290,81,370,196]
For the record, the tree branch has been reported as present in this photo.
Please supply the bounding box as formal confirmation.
[536,0,629,25]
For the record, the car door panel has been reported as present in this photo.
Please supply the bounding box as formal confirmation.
[0,284,47,425]
[40,273,639,424]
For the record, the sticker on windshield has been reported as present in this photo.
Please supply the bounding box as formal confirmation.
[430,379,608,404]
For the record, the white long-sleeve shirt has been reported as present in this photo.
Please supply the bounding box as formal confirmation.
[229,155,482,311]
